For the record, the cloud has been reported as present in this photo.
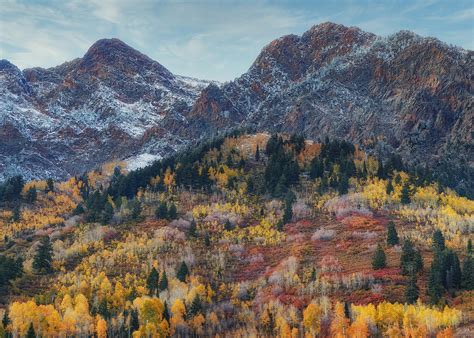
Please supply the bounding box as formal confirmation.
[0,0,472,80]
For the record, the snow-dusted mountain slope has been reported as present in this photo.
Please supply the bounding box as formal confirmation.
[0,39,216,180]
[1,24,472,194]
[188,23,473,194]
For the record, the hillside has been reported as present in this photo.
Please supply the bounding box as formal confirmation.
[0,132,472,337]
[1,23,472,196]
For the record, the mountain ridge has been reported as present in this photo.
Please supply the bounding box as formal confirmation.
[1,22,472,194]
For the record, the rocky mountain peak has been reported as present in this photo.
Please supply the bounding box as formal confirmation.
[0,59,31,96]
[76,38,173,80]
[187,23,473,194]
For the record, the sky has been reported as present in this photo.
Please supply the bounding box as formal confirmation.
[1,0,473,81]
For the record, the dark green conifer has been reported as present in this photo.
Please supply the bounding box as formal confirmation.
[405,272,419,304]
[386,179,394,195]
[26,186,37,203]
[176,261,189,282]
[155,201,168,219]
[188,295,202,317]
[427,251,444,304]
[432,230,445,252]
[386,221,399,246]
[400,183,411,204]
[462,256,474,290]
[167,203,177,220]
[159,271,168,291]
[146,267,159,295]
[372,244,387,270]
[33,236,53,274]
[26,323,35,338]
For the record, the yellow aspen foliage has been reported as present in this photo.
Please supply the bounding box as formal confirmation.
[190,314,205,334]
[436,327,454,338]
[9,300,38,336]
[206,284,214,303]
[170,299,186,329]
[96,315,107,338]
[303,303,322,336]
[59,294,73,314]
[163,167,175,191]
[385,324,402,338]
[74,293,93,335]
[348,316,369,338]
[330,302,349,338]
[159,319,170,337]
[207,312,219,327]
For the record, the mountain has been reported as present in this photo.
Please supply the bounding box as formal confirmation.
[0,38,214,180]
[1,24,472,194]
[188,22,473,194]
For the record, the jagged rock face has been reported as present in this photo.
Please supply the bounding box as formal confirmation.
[0,39,214,180]
[189,23,473,192]
[1,24,472,192]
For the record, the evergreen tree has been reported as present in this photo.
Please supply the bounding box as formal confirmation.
[159,271,168,291]
[337,174,349,195]
[163,301,170,322]
[98,299,110,320]
[26,186,37,203]
[445,250,462,290]
[372,244,387,270]
[427,251,444,304]
[255,145,260,162]
[361,161,368,178]
[468,239,473,255]
[226,154,233,167]
[414,250,424,273]
[432,230,445,252]
[344,302,351,319]
[189,219,197,237]
[462,256,474,290]
[2,309,10,329]
[130,309,140,332]
[26,323,35,338]
[310,267,317,281]
[188,295,202,317]
[400,183,411,204]
[394,173,401,185]
[405,272,419,304]
[246,176,255,195]
[386,221,399,246]
[167,203,177,220]
[146,267,159,295]
[276,219,284,232]
[130,199,142,220]
[309,158,324,179]
[33,236,53,274]
[204,233,211,247]
[400,239,422,275]
[11,206,20,222]
[155,201,168,219]
[176,261,189,282]
[386,179,394,195]
[73,203,85,215]
[101,202,114,225]
[46,178,54,192]
[282,197,293,224]
[377,161,386,179]
[238,157,246,169]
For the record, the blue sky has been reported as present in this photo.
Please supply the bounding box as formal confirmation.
[1,0,473,81]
